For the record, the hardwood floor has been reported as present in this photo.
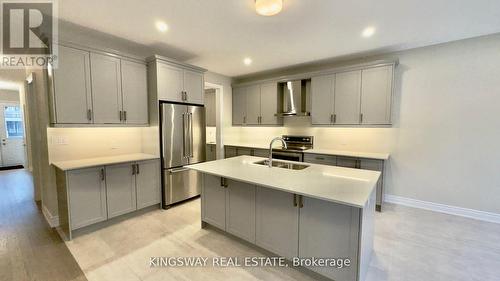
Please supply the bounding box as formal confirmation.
[0,169,87,281]
[66,196,500,281]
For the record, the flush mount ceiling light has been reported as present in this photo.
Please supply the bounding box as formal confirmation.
[255,0,283,16]
[156,21,169,32]
[362,26,376,38]
[243,57,253,65]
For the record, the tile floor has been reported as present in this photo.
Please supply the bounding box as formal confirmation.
[66,197,500,281]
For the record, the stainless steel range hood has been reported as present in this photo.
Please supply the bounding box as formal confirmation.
[275,79,311,117]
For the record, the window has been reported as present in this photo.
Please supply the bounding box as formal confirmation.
[4,106,24,138]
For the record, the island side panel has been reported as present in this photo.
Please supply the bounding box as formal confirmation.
[358,188,376,281]
[55,168,71,240]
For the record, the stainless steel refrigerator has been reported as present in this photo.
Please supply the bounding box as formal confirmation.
[160,102,206,208]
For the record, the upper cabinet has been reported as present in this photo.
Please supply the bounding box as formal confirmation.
[148,56,206,105]
[232,82,282,126]
[311,64,394,126]
[49,44,149,126]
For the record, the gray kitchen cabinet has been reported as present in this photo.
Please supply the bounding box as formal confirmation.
[183,69,204,104]
[225,146,237,158]
[360,65,393,124]
[105,163,137,218]
[255,187,299,259]
[299,196,360,281]
[303,153,337,165]
[52,45,92,124]
[90,53,123,124]
[67,167,107,230]
[237,147,252,156]
[245,85,261,125]
[225,180,256,243]
[201,174,226,230]
[360,159,384,211]
[121,60,148,124]
[311,74,335,125]
[259,82,281,125]
[156,63,184,103]
[136,160,161,209]
[334,70,362,125]
[206,144,217,161]
[253,148,269,158]
[336,156,359,168]
[232,87,247,125]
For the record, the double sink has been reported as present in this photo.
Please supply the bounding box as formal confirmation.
[253,159,309,170]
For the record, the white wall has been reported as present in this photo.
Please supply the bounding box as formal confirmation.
[224,34,500,215]
[0,89,20,102]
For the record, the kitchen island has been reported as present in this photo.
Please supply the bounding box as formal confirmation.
[188,156,380,281]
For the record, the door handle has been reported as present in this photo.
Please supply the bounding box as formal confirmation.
[119,111,123,121]
[220,177,228,188]
[136,164,140,174]
[87,109,92,121]
[360,113,363,123]
[293,194,298,207]
[182,113,188,158]
[299,195,304,208]
[100,168,105,181]
[132,164,136,175]
[169,167,189,174]
[124,111,127,122]
[189,113,194,157]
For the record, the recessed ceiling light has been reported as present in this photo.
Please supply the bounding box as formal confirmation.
[156,21,169,32]
[243,58,252,66]
[255,0,283,16]
[362,26,376,38]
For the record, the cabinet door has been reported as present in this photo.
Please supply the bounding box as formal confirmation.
[253,149,269,158]
[226,180,256,243]
[360,159,384,208]
[311,74,334,125]
[121,60,148,124]
[105,163,137,218]
[360,65,393,124]
[334,70,361,124]
[202,174,226,230]
[225,146,237,158]
[206,144,216,161]
[256,187,299,259]
[299,196,360,281]
[184,69,204,104]
[53,45,92,124]
[157,63,184,102]
[336,156,359,168]
[245,85,261,125]
[232,87,246,125]
[260,82,281,125]
[303,153,337,166]
[68,167,107,230]
[90,53,123,124]
[236,147,252,156]
[136,160,161,209]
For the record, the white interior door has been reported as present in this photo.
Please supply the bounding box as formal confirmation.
[0,103,26,167]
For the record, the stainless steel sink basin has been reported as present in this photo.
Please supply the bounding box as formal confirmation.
[253,160,309,170]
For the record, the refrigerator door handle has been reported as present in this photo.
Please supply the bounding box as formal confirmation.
[182,113,188,158]
[189,112,194,157]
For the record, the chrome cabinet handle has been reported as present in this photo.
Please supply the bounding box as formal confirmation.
[100,168,105,181]
[124,111,127,122]
[243,116,246,124]
[87,109,92,121]
[360,113,363,123]
[293,194,298,207]
[220,177,228,188]
[333,114,336,123]
[299,195,304,208]
[132,164,136,175]
[136,164,140,174]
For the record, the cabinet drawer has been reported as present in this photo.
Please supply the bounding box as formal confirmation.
[336,156,359,168]
[304,154,337,166]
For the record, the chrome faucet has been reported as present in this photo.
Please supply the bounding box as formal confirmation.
[268,137,287,168]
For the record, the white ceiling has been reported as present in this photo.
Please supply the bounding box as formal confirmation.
[58,0,500,77]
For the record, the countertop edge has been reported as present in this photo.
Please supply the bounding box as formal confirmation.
[51,154,160,171]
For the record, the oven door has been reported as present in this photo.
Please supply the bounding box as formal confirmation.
[272,151,303,162]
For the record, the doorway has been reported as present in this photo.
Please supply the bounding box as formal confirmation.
[204,82,224,160]
[0,100,26,169]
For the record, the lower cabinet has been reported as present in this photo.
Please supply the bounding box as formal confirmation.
[255,187,299,259]
[202,174,226,229]
[224,146,237,158]
[106,163,137,218]
[136,160,162,209]
[225,179,256,243]
[67,167,107,230]
[206,144,216,161]
[252,148,269,157]
[60,159,161,238]
[201,176,368,281]
[299,196,360,281]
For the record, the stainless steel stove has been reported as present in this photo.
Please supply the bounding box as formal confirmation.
[272,135,313,162]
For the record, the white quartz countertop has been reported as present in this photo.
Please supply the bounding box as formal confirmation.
[51,153,159,171]
[188,156,380,208]
[224,143,389,160]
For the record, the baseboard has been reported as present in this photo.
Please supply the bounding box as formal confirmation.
[385,194,500,224]
[42,204,60,228]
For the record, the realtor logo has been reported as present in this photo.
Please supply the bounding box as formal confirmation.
[1,0,58,68]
